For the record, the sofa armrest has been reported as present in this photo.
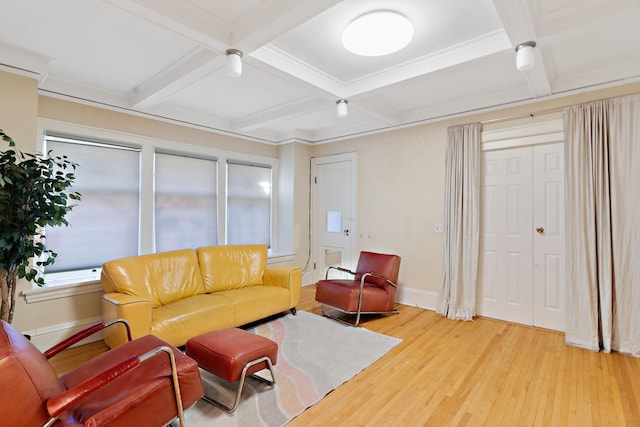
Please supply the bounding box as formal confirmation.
[102,293,153,348]
[264,267,302,308]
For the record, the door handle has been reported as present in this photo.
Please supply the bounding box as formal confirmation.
[343,229,350,236]
[536,226,544,234]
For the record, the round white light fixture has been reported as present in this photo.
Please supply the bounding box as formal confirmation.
[226,48,243,78]
[342,11,414,56]
[515,41,536,71]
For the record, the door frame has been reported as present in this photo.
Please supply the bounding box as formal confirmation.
[310,152,357,283]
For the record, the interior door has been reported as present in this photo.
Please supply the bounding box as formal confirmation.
[478,147,534,325]
[477,142,564,331]
[311,153,357,282]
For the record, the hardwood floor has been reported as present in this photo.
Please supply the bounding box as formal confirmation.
[50,285,640,426]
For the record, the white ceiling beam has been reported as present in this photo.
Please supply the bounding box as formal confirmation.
[521,48,552,97]
[130,48,221,110]
[250,45,345,97]
[344,30,511,98]
[104,0,231,52]
[107,0,343,114]
[350,100,405,125]
[491,0,552,97]
[277,128,316,143]
[231,0,342,51]
[0,45,52,83]
[231,97,328,132]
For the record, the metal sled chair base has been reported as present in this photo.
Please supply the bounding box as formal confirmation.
[320,304,399,327]
[201,356,276,413]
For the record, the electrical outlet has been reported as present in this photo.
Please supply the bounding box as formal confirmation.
[434,224,444,233]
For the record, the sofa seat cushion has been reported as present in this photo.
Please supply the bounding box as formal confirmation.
[151,294,235,347]
[315,280,392,312]
[219,286,291,326]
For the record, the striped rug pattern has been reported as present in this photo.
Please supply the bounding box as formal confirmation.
[185,311,402,426]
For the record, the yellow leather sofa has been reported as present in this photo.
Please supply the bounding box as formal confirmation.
[100,244,302,348]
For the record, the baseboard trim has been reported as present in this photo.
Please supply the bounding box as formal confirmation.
[23,316,104,351]
[302,272,314,285]
[396,287,438,311]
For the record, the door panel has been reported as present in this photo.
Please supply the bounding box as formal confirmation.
[311,153,356,282]
[533,143,565,331]
[478,147,533,325]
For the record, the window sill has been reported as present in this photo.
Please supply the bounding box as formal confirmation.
[267,252,296,265]
[23,280,103,303]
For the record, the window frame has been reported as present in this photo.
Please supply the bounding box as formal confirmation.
[31,118,279,293]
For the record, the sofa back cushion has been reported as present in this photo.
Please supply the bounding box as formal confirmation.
[101,249,203,308]
[197,244,267,293]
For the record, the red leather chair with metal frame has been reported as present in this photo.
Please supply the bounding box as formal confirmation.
[0,318,204,427]
[315,251,401,326]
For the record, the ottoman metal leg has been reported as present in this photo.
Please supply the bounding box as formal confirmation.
[202,356,276,413]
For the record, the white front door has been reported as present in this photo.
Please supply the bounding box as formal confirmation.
[478,142,564,331]
[311,153,357,282]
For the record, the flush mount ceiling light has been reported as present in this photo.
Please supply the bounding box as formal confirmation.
[336,99,348,118]
[226,48,243,77]
[515,41,536,71]
[342,11,414,56]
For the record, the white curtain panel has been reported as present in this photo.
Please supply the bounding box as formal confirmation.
[436,123,481,320]
[564,93,640,356]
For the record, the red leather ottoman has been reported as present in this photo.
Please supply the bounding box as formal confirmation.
[186,328,278,412]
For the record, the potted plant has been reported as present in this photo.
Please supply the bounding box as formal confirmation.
[0,129,81,323]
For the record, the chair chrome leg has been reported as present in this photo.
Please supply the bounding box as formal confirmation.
[320,304,400,327]
[320,304,359,327]
[202,356,275,413]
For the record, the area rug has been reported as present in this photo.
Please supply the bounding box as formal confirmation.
[184,310,402,426]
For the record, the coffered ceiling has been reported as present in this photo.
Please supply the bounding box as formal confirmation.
[1,0,639,143]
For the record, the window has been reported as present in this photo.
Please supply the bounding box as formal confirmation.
[35,121,280,290]
[226,161,272,246]
[44,135,140,273]
[155,151,218,252]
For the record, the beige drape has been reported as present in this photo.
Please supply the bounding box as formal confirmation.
[564,94,640,356]
[436,123,481,320]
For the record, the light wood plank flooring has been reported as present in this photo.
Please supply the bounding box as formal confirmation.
[50,285,640,426]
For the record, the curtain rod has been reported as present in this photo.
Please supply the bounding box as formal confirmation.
[481,107,562,125]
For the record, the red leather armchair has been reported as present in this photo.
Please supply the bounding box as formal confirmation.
[315,251,401,326]
[0,319,203,426]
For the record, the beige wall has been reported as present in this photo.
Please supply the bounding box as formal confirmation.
[0,71,38,151]
[38,96,278,158]
[309,82,640,305]
[277,142,312,272]
[2,67,640,340]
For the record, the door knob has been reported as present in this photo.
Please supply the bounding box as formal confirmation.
[343,229,350,236]
[536,226,544,234]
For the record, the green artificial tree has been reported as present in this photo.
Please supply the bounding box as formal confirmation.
[0,129,81,323]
